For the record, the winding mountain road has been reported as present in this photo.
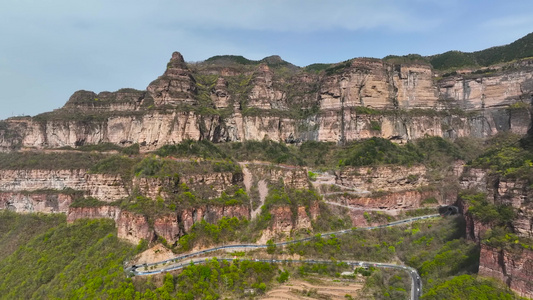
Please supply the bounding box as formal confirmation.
[126,214,440,299]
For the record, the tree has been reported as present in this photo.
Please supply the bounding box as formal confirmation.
[266,239,276,254]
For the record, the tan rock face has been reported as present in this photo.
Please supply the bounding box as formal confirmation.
[479,244,533,299]
[133,171,240,201]
[438,70,533,109]
[259,202,319,243]
[211,77,231,109]
[460,169,533,239]
[120,204,250,245]
[336,165,428,193]
[117,210,155,245]
[338,190,437,210]
[0,192,73,213]
[153,214,180,244]
[67,205,121,223]
[2,55,532,151]
[0,169,128,202]
[147,52,197,107]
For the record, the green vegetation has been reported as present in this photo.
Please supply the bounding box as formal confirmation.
[0,151,106,170]
[430,32,533,70]
[0,211,65,259]
[153,135,468,171]
[471,133,533,181]
[461,192,515,224]
[217,139,305,165]
[156,139,228,159]
[178,217,250,250]
[0,213,137,299]
[422,274,520,300]
[303,63,332,73]
[204,55,259,66]
[382,53,430,65]
[89,154,139,178]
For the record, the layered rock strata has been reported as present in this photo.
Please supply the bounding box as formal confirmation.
[0,169,127,202]
[1,54,532,151]
[459,167,533,297]
[0,192,73,213]
[479,244,533,299]
[258,201,320,243]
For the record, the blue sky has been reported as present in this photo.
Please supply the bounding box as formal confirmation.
[1,0,532,120]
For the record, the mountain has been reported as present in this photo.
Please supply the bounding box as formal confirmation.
[0,33,532,299]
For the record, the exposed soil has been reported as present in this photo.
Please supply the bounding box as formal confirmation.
[261,278,363,300]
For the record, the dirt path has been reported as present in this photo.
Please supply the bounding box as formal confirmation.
[262,279,362,300]
[326,201,439,216]
[240,163,254,216]
[252,180,268,219]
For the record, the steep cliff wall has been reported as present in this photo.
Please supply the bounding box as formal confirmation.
[1,54,532,151]
[67,205,121,223]
[0,169,128,202]
[0,192,73,213]
[459,167,533,297]
[258,201,320,244]
[246,163,309,189]
[114,204,250,245]
[335,165,428,193]
[479,244,533,299]
[460,168,533,239]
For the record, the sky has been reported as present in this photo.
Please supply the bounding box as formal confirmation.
[1,0,532,120]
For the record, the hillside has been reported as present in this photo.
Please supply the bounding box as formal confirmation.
[0,34,532,299]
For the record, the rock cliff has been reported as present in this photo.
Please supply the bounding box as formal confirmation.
[460,168,533,239]
[0,191,73,214]
[258,201,320,244]
[115,204,251,245]
[0,169,128,202]
[459,167,533,296]
[1,54,532,151]
[479,244,533,299]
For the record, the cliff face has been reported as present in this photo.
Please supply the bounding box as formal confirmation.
[335,165,428,193]
[115,204,250,245]
[258,201,319,244]
[460,168,533,239]
[133,171,238,200]
[0,169,128,202]
[1,54,532,151]
[479,244,533,299]
[67,205,121,223]
[459,168,533,297]
[0,192,73,213]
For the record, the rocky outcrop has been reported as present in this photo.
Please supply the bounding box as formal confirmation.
[113,204,251,245]
[147,51,197,107]
[0,192,73,213]
[335,165,428,193]
[459,167,533,296]
[258,202,319,243]
[116,210,155,244]
[335,190,439,210]
[0,169,128,202]
[479,244,533,299]
[438,69,533,110]
[67,205,121,223]
[133,171,239,200]
[246,163,309,189]
[1,54,532,151]
[460,168,533,239]
[63,89,148,112]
